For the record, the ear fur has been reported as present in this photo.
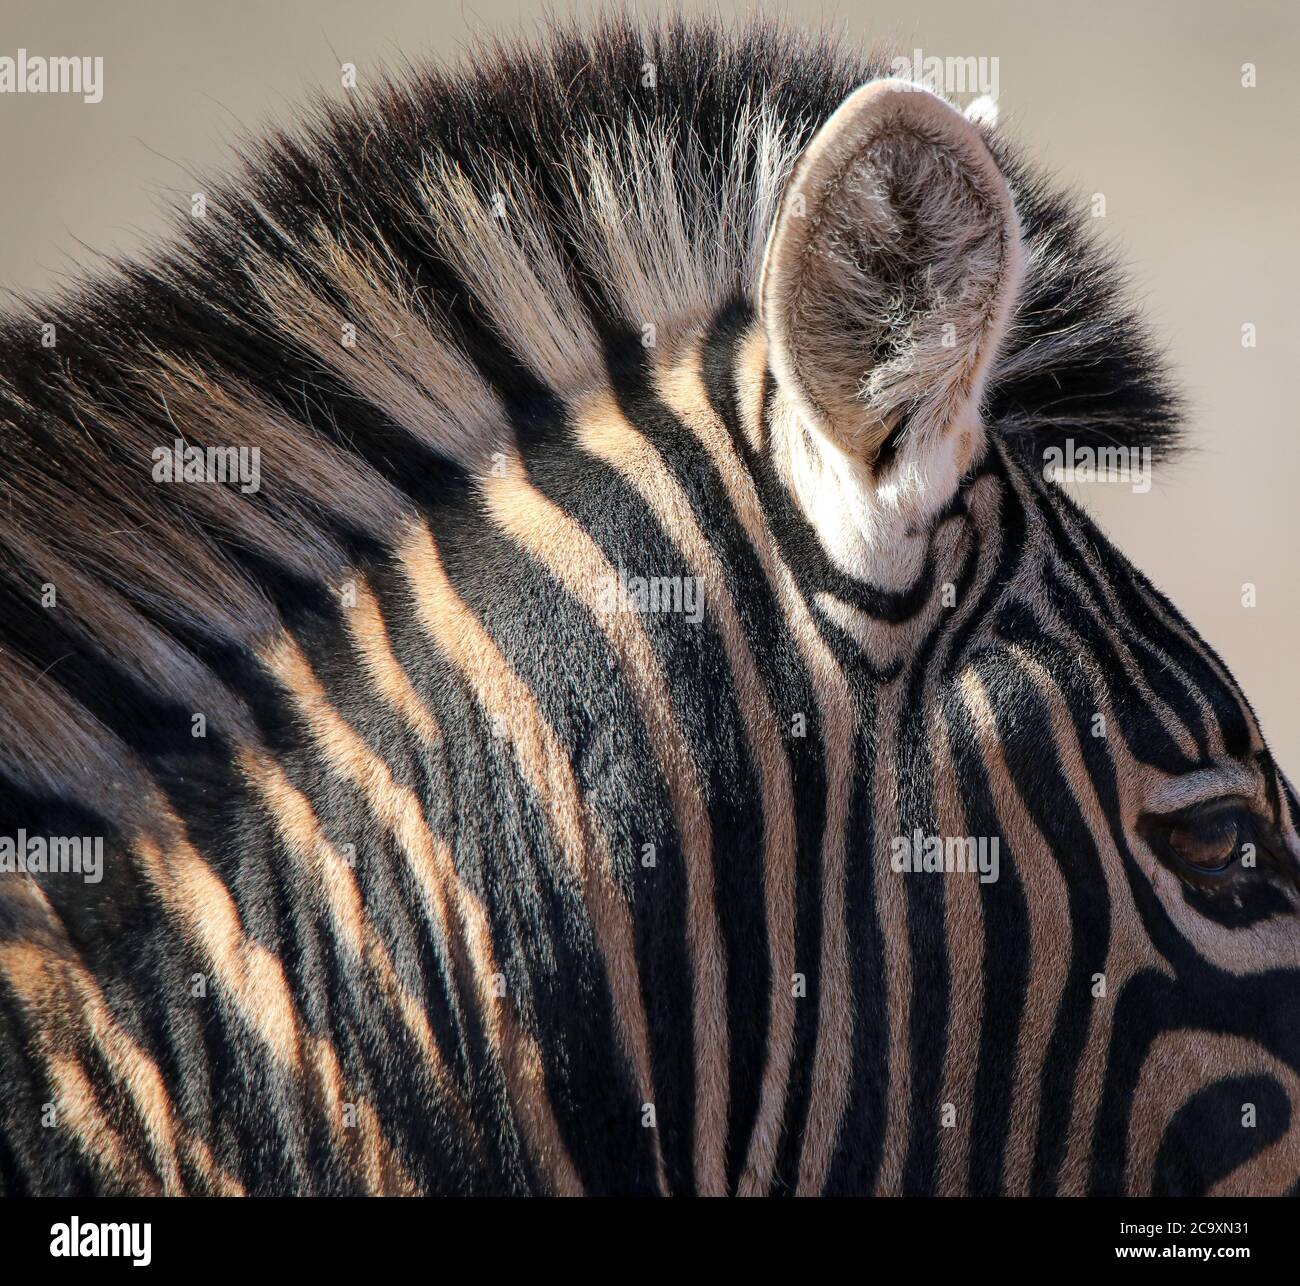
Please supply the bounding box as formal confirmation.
[759,79,1023,466]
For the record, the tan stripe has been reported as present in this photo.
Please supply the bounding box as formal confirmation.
[179,1135,245,1196]
[930,707,984,1195]
[572,390,800,1195]
[1010,638,1170,1192]
[1044,476,1259,757]
[476,453,724,1191]
[1127,1031,1300,1195]
[1211,1139,1300,1196]
[872,472,1004,1194]
[397,519,655,1194]
[307,1034,419,1195]
[956,664,1072,1195]
[1126,574,1261,758]
[733,326,770,455]
[135,804,425,1191]
[925,474,1008,1195]
[347,581,586,1174]
[653,341,855,1196]
[346,582,443,746]
[261,630,584,1196]
[48,1052,158,1193]
[2,876,250,1193]
[870,684,911,1195]
[0,938,160,1193]
[813,591,917,673]
[238,746,475,1139]
[133,828,303,1072]
[1003,463,1204,761]
[0,882,246,1195]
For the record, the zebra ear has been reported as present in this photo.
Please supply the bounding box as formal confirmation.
[759,80,1023,466]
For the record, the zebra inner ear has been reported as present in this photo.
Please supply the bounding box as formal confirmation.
[758,79,1024,468]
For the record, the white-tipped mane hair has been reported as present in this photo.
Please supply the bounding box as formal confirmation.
[0,16,1182,798]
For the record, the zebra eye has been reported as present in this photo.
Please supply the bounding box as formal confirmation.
[1145,804,1249,878]
[1165,814,1240,874]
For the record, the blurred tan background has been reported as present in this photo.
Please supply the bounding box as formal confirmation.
[2,0,1297,770]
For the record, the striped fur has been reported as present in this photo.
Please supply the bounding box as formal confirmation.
[0,18,1295,1196]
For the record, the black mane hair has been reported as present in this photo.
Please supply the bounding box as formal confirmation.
[0,15,1181,799]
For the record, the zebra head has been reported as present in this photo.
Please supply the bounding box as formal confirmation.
[0,20,1293,1198]
[702,76,1300,1194]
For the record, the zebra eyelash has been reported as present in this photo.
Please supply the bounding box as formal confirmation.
[1142,792,1252,821]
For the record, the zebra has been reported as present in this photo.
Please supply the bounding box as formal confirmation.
[0,17,1295,1198]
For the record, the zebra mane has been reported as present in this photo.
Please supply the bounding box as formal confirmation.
[0,16,1180,802]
